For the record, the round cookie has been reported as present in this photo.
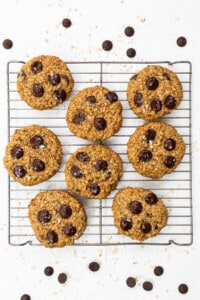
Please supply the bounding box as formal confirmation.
[3,125,62,186]
[66,86,122,141]
[127,121,185,178]
[28,190,87,247]
[127,65,183,120]
[112,187,168,242]
[17,55,74,110]
[65,145,123,199]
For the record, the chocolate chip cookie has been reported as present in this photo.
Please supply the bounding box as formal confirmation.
[112,187,168,242]
[65,145,122,199]
[127,121,185,178]
[3,125,62,185]
[66,86,122,141]
[127,65,183,120]
[28,190,87,247]
[17,55,74,110]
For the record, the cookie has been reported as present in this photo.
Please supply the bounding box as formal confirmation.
[65,145,122,199]
[17,55,74,110]
[66,86,122,141]
[127,65,183,120]
[112,187,168,242]
[127,121,185,178]
[28,190,87,247]
[3,125,62,186]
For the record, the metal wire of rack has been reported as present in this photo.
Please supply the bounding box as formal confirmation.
[7,60,192,246]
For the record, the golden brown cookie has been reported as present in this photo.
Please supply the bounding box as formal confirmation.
[112,187,168,242]
[66,86,122,141]
[17,55,74,110]
[127,121,185,178]
[28,190,87,247]
[127,65,183,120]
[65,145,123,199]
[3,125,62,185]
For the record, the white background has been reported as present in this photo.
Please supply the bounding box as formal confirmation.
[0,0,200,299]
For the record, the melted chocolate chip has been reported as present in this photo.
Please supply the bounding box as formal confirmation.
[46,230,58,244]
[143,281,153,291]
[32,84,44,97]
[102,40,113,51]
[146,77,159,90]
[88,262,100,272]
[63,224,76,236]
[129,201,143,214]
[177,36,187,47]
[58,273,67,284]
[105,92,118,103]
[139,150,153,162]
[86,96,97,104]
[164,138,176,151]
[164,95,176,109]
[30,135,44,149]
[20,294,31,300]
[48,73,61,85]
[120,218,133,231]
[94,118,107,130]
[60,205,72,218]
[89,183,100,196]
[126,48,136,58]
[144,129,156,142]
[62,18,72,28]
[31,61,43,74]
[94,160,108,171]
[44,266,54,276]
[54,88,66,102]
[140,221,152,233]
[134,92,143,107]
[11,146,24,159]
[164,156,176,168]
[154,266,164,276]
[124,26,135,37]
[32,159,45,172]
[2,39,13,49]
[72,113,86,125]
[71,165,83,178]
[151,98,162,112]
[163,72,170,80]
[178,284,188,294]
[38,210,52,224]
[76,152,90,162]
[126,277,136,288]
[145,193,158,205]
[13,166,26,178]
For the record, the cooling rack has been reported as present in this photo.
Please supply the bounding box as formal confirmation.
[7,60,192,246]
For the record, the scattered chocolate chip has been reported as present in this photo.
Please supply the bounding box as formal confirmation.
[61,75,69,85]
[21,294,31,300]
[72,113,86,125]
[145,193,158,205]
[2,39,13,49]
[94,160,108,172]
[71,165,83,178]
[178,283,188,294]
[139,150,153,162]
[89,183,100,196]
[44,266,54,276]
[146,77,159,90]
[13,166,26,178]
[88,262,100,272]
[38,209,52,224]
[62,18,72,28]
[32,159,45,172]
[30,135,44,149]
[58,273,67,284]
[126,48,136,58]
[94,117,107,130]
[46,230,58,244]
[120,218,133,231]
[134,92,143,107]
[102,40,113,51]
[164,95,176,109]
[54,88,66,102]
[105,91,118,103]
[124,26,135,37]
[31,61,43,74]
[76,152,90,162]
[144,129,156,143]
[163,72,170,80]
[143,281,153,291]
[164,156,176,168]
[126,277,136,288]
[129,201,142,214]
[130,74,137,80]
[11,146,24,159]
[151,98,162,112]
[140,221,152,233]
[60,205,72,218]
[63,224,76,236]
[48,73,61,85]
[32,84,44,97]
[86,96,97,104]
[154,266,164,276]
[177,36,187,47]
[164,138,176,151]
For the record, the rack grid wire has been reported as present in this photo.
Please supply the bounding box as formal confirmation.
[7,60,192,246]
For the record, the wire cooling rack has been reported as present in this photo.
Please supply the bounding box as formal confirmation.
[7,60,192,246]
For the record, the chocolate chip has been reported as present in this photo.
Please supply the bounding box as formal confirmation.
[164,156,176,168]
[146,77,159,90]
[126,48,136,58]
[63,224,76,236]
[145,193,158,205]
[151,98,162,112]
[139,150,153,162]
[76,152,90,162]
[105,92,118,103]
[94,118,107,130]
[54,88,66,102]
[89,183,100,196]
[58,273,67,283]
[48,73,61,85]
[126,277,136,288]
[129,201,142,214]
[154,266,164,276]
[30,135,44,149]
[164,95,176,109]
[32,84,44,97]
[71,165,83,178]
[143,281,153,291]
[20,294,31,300]
[46,230,58,244]
[134,92,143,107]
[11,146,24,159]
[44,266,54,276]
[144,129,156,142]
[102,40,113,51]
[61,75,69,85]
[164,138,176,151]
[124,26,135,37]
[2,39,13,49]
[32,159,45,172]
[60,205,72,218]
[13,166,26,178]
[38,210,52,224]
[140,221,152,233]
[177,36,187,47]
[88,262,100,272]
[86,96,97,104]
[31,61,43,74]
[120,218,133,231]
[163,72,170,80]
[62,18,72,28]
[72,113,86,125]
[178,284,188,294]
[94,160,108,171]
